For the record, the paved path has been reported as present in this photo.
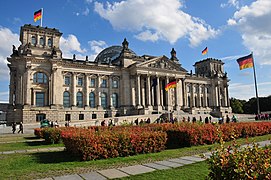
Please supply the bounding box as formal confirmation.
[0,140,269,180]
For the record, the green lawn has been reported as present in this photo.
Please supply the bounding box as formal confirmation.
[0,134,270,179]
[0,141,64,151]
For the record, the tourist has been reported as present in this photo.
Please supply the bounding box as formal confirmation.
[199,116,203,123]
[187,116,190,123]
[226,115,230,123]
[139,119,144,125]
[146,118,151,124]
[12,122,16,134]
[54,121,59,127]
[134,118,139,125]
[182,117,186,122]
[101,120,106,126]
[192,117,196,123]
[18,122,23,134]
[205,117,209,124]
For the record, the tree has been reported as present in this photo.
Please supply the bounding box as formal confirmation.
[230,98,244,114]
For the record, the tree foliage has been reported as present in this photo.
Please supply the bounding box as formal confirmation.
[230,96,271,114]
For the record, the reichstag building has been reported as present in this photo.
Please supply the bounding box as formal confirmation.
[6,24,231,123]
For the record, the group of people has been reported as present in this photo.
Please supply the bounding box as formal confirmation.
[11,122,23,134]
[134,118,151,125]
[255,113,271,120]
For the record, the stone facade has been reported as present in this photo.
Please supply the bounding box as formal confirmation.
[6,24,231,124]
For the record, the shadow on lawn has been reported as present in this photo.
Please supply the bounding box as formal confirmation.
[25,141,53,146]
[24,136,40,140]
[32,151,81,164]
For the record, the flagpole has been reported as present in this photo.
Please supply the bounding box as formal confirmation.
[41,8,43,27]
[252,52,260,114]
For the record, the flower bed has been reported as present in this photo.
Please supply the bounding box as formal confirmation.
[61,126,167,160]
[34,121,271,160]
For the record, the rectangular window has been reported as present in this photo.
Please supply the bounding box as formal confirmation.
[92,114,97,119]
[78,77,83,86]
[90,78,95,87]
[65,114,71,121]
[65,76,71,85]
[79,114,84,120]
[36,92,45,107]
[101,79,107,88]
[112,79,118,88]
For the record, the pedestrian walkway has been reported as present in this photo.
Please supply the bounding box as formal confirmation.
[0,140,266,180]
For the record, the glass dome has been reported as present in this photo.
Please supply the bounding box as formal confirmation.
[94,45,136,64]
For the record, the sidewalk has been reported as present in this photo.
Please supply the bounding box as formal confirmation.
[1,140,269,180]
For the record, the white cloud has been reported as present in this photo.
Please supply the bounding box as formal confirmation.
[85,0,93,4]
[87,40,108,60]
[94,0,218,46]
[229,81,271,100]
[221,0,240,9]
[82,7,90,16]
[0,27,20,81]
[228,0,271,65]
[60,34,86,58]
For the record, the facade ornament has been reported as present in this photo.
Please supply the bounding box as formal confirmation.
[122,38,129,50]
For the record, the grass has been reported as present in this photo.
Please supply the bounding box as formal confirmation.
[0,134,270,179]
[119,161,209,180]
[0,141,64,151]
[0,134,34,142]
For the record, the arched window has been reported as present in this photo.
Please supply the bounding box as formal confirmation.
[76,92,83,108]
[101,92,107,108]
[48,38,52,47]
[112,93,118,108]
[195,96,197,107]
[63,91,70,108]
[33,72,48,84]
[201,96,204,107]
[40,37,44,46]
[89,92,95,108]
[31,36,36,45]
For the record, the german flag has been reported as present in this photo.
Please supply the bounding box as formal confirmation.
[202,47,208,55]
[165,81,177,91]
[237,54,253,70]
[34,9,42,22]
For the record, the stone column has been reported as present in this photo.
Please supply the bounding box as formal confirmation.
[131,75,136,107]
[97,75,101,108]
[225,85,229,107]
[157,76,162,111]
[85,74,89,107]
[146,75,151,107]
[72,73,77,106]
[191,84,195,107]
[160,79,164,107]
[109,76,112,108]
[151,77,155,106]
[24,68,32,105]
[136,74,141,107]
[166,77,171,109]
[141,77,145,107]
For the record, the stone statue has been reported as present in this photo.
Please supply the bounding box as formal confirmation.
[73,54,76,60]
[12,45,19,56]
[86,56,88,61]
[51,46,57,57]
[122,38,129,50]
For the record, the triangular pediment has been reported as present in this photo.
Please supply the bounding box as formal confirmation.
[137,56,187,72]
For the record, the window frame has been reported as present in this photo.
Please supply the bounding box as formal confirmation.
[36,92,45,107]
[89,92,95,108]
[76,92,83,108]
[63,91,70,108]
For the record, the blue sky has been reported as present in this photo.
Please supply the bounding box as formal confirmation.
[0,0,271,103]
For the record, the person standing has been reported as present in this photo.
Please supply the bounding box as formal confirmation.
[12,122,16,134]
[18,122,23,134]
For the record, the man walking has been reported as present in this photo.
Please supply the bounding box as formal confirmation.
[18,122,23,134]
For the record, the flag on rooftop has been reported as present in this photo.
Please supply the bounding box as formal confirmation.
[34,9,42,22]
[202,47,208,55]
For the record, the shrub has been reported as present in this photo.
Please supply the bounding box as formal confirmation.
[61,127,167,160]
[207,136,271,179]
[34,128,43,138]
[41,128,62,144]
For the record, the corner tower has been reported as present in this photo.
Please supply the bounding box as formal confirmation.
[18,24,62,58]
